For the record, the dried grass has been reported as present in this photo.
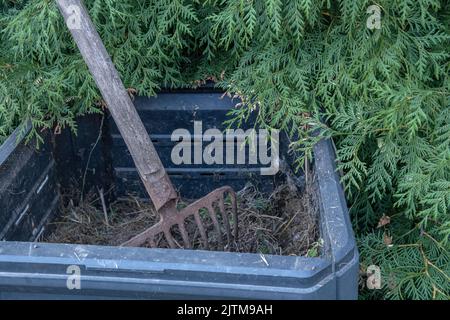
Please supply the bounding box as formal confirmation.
[45,174,319,256]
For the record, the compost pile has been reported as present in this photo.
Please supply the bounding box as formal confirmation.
[45,177,319,256]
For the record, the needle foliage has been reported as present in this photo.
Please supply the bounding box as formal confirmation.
[1,0,449,299]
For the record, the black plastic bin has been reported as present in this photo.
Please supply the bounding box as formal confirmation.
[0,92,358,299]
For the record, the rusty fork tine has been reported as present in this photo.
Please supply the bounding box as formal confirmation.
[163,229,177,249]
[229,191,238,239]
[194,212,209,250]
[178,223,191,249]
[208,205,224,251]
[218,197,232,246]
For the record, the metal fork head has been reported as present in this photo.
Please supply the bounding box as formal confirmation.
[121,186,238,250]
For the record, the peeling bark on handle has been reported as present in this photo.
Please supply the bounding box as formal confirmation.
[56,0,177,210]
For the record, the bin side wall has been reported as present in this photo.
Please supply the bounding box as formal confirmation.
[0,127,60,242]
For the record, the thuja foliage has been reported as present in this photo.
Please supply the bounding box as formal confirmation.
[1,0,449,299]
[0,0,198,142]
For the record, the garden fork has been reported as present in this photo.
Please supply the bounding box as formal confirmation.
[57,0,238,249]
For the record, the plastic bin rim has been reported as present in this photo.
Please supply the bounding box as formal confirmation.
[0,120,31,167]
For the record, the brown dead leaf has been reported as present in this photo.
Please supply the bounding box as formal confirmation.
[53,125,61,135]
[383,232,393,246]
[377,214,391,228]
[126,88,138,100]
[95,99,108,110]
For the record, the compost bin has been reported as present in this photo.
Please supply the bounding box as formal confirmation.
[0,91,358,299]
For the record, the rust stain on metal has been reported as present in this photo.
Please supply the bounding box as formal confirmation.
[121,186,238,250]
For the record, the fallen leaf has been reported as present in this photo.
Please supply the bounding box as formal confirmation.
[54,125,61,135]
[377,214,391,228]
[383,232,393,246]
